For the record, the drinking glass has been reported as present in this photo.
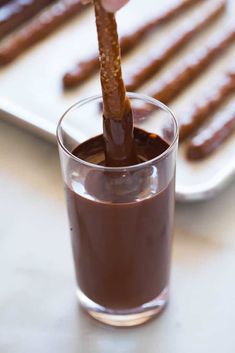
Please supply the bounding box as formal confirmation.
[57,93,178,327]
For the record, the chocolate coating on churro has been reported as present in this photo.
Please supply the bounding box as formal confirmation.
[94,0,137,167]
[0,0,88,65]
[125,0,226,91]
[63,0,203,89]
[187,101,235,160]
[0,0,55,39]
[147,24,235,105]
[180,70,235,141]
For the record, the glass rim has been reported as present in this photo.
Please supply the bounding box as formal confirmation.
[56,92,179,171]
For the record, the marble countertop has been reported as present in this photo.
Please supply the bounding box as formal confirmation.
[1,120,235,353]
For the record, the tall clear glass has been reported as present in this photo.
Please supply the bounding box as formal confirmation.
[57,93,178,327]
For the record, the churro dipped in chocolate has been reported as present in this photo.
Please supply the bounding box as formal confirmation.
[63,0,203,89]
[186,101,235,160]
[94,0,138,167]
[180,69,235,141]
[0,0,56,39]
[146,24,235,105]
[0,0,88,65]
[125,0,226,91]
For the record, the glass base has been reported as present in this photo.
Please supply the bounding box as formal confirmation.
[77,287,168,327]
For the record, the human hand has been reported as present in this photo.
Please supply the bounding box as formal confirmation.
[81,0,129,12]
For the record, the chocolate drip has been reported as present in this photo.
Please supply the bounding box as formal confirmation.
[63,0,203,89]
[0,0,89,65]
[0,0,56,40]
[180,70,235,141]
[186,101,235,160]
[94,0,137,167]
[147,24,235,105]
[125,0,226,91]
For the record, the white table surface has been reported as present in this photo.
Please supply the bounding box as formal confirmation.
[1,120,235,353]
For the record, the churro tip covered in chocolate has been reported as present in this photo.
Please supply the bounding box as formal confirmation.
[94,0,138,167]
[0,0,56,40]
[145,23,235,108]
[0,0,88,65]
[186,101,235,160]
[124,0,226,92]
[179,68,235,141]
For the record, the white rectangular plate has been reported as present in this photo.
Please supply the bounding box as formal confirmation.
[1,0,235,202]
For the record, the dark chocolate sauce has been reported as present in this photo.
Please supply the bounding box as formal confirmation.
[65,129,174,309]
[76,127,168,166]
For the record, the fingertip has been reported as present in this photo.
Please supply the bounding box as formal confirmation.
[81,0,90,4]
[101,0,129,12]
